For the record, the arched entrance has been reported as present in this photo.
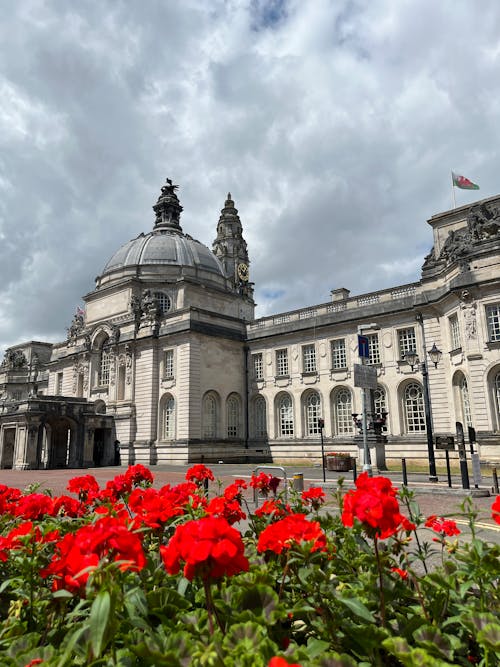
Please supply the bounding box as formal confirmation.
[44,417,77,469]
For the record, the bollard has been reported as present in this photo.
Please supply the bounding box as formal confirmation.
[203,477,209,498]
[352,460,357,483]
[292,473,304,492]
[445,450,452,488]
[402,458,408,487]
[493,467,499,494]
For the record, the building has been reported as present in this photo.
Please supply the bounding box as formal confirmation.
[1,180,500,469]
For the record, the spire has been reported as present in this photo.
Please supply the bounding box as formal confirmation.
[152,178,183,232]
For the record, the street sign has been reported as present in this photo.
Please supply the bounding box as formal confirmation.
[357,335,370,359]
[435,435,455,450]
[353,363,377,389]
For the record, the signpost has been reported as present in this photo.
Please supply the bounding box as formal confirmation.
[353,363,377,390]
[357,335,370,359]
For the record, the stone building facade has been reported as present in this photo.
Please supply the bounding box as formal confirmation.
[1,180,500,469]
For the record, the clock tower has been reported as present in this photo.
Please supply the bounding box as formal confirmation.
[212,193,253,298]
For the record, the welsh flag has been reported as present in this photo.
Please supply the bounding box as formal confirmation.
[452,171,479,190]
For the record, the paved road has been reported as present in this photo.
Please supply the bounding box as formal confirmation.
[0,463,498,540]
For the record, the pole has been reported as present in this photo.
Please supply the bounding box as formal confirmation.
[415,312,438,482]
[451,171,456,209]
[361,381,372,475]
[319,419,326,483]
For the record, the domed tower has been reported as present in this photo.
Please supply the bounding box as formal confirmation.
[48,179,254,467]
[212,193,254,300]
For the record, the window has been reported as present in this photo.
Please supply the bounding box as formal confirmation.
[398,327,417,360]
[253,396,267,438]
[252,353,263,380]
[305,392,321,435]
[366,334,380,365]
[458,375,472,427]
[278,394,294,436]
[333,388,353,434]
[56,372,63,395]
[276,349,289,377]
[163,397,175,439]
[154,292,172,315]
[374,385,388,433]
[495,371,500,426]
[302,344,316,373]
[449,315,461,350]
[403,382,425,432]
[164,349,174,379]
[98,348,112,387]
[331,339,347,369]
[202,393,218,438]
[227,395,240,438]
[486,304,500,342]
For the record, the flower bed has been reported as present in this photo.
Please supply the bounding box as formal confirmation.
[0,465,498,666]
[326,452,353,471]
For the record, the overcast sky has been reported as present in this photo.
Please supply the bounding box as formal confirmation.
[1,0,499,355]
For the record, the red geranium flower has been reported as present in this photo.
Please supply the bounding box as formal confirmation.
[257,513,327,554]
[52,495,87,518]
[224,479,248,502]
[13,493,55,520]
[0,484,22,515]
[206,496,246,525]
[185,464,215,484]
[67,474,100,502]
[341,472,415,539]
[125,464,154,487]
[301,487,326,510]
[254,499,291,519]
[391,567,408,580]
[425,515,461,537]
[160,516,249,581]
[492,496,500,525]
[250,472,281,496]
[268,657,302,667]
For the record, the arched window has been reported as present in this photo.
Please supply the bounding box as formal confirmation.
[202,392,218,439]
[277,394,294,437]
[404,382,425,432]
[162,396,175,440]
[332,388,353,435]
[153,292,172,315]
[458,375,472,427]
[98,347,112,387]
[227,394,241,438]
[374,385,389,433]
[305,392,321,436]
[253,396,267,438]
[494,371,500,428]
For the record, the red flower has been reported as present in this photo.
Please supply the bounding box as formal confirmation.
[128,487,186,529]
[224,479,248,502]
[52,495,87,518]
[424,515,461,537]
[391,567,408,580]
[254,499,291,519]
[13,494,55,520]
[206,496,246,525]
[67,475,100,502]
[98,474,133,503]
[24,660,44,667]
[160,516,249,581]
[301,487,326,510]
[125,464,154,487]
[42,516,146,593]
[250,472,281,496]
[185,464,215,484]
[268,658,302,667]
[492,496,500,525]
[0,484,22,515]
[257,513,327,554]
[341,473,415,539]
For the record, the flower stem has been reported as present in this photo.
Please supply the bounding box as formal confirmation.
[373,537,386,627]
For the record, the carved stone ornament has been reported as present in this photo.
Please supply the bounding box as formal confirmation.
[110,324,120,345]
[460,290,477,340]
[1,349,27,369]
[67,312,85,345]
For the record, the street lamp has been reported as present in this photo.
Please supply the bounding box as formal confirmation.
[357,322,380,476]
[403,320,442,482]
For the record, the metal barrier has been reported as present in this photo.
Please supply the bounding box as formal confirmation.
[252,465,288,507]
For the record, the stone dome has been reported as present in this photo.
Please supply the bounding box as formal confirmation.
[100,179,225,279]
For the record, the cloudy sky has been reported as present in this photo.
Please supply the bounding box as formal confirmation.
[1,0,499,354]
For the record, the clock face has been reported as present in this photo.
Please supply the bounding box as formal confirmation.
[237,262,249,282]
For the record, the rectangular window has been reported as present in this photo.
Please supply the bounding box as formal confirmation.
[331,339,347,369]
[276,349,289,377]
[398,327,417,360]
[449,314,461,350]
[302,344,316,373]
[486,304,500,342]
[164,349,174,379]
[56,372,63,394]
[252,353,263,380]
[366,333,380,365]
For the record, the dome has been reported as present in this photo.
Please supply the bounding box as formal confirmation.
[100,179,225,280]
[102,229,224,276]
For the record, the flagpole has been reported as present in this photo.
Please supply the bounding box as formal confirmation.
[451,171,456,209]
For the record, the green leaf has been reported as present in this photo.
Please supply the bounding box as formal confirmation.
[337,596,375,623]
[52,589,74,600]
[89,590,111,658]
[413,626,455,661]
[306,637,330,658]
[477,623,500,651]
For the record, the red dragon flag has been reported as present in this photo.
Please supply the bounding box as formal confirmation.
[452,171,480,190]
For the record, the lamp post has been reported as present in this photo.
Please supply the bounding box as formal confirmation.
[357,323,380,476]
[403,316,442,482]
